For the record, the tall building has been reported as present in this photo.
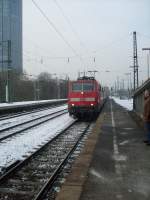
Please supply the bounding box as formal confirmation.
[0,0,22,72]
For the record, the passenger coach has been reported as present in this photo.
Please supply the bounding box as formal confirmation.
[68,76,103,118]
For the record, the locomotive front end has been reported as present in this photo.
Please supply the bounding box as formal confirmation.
[68,77,101,117]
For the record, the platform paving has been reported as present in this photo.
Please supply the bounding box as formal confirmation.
[80,98,150,200]
[56,98,150,200]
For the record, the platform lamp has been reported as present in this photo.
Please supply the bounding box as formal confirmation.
[142,48,150,79]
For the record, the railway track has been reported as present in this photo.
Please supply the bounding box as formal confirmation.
[0,108,68,142]
[0,122,91,200]
[0,104,67,121]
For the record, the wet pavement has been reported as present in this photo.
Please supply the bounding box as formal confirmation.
[80,98,150,200]
[56,98,150,200]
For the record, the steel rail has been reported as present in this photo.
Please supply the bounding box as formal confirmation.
[0,121,77,183]
[0,109,68,142]
[33,124,90,200]
[0,108,67,133]
[0,104,66,121]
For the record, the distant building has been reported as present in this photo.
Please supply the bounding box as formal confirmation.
[0,0,22,73]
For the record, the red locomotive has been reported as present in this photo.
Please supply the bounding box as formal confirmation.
[68,76,104,118]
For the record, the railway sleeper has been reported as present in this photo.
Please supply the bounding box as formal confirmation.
[3,182,35,192]
[0,187,34,196]
[8,179,39,186]
[21,166,53,173]
[0,191,33,200]
[15,172,49,183]
[0,122,90,199]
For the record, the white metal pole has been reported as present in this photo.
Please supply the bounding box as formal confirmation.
[5,84,9,102]
[147,53,150,79]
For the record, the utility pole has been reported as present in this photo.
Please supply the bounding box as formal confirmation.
[6,40,12,103]
[33,81,37,101]
[37,80,40,100]
[133,31,139,90]
[32,76,40,101]
[1,0,4,102]
[147,54,149,79]
[125,73,129,90]
[115,81,117,94]
[117,76,120,95]
[0,40,12,102]
[125,73,131,98]
[122,79,124,90]
[56,77,60,99]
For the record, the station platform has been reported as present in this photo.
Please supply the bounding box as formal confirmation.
[56,98,150,200]
[0,99,67,114]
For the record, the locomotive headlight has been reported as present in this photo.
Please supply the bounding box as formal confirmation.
[72,104,75,106]
[91,104,94,106]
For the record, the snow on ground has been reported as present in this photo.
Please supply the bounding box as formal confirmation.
[111,96,133,111]
[0,113,75,171]
[0,105,67,130]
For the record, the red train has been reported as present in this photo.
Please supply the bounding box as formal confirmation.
[68,76,105,118]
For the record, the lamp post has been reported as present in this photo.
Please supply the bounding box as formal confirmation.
[142,48,150,79]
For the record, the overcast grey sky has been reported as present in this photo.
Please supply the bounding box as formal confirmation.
[23,0,150,87]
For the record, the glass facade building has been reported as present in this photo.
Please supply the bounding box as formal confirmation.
[0,0,22,72]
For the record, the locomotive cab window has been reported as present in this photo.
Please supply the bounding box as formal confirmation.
[72,83,82,91]
[83,83,94,91]
[72,82,94,91]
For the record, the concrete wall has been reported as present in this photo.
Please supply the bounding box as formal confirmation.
[133,78,150,116]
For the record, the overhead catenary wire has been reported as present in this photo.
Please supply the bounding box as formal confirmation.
[23,51,72,71]
[23,53,52,70]
[25,3,136,65]
[27,1,142,73]
[24,36,77,65]
[93,32,132,55]
[24,48,75,59]
[24,35,56,58]
[52,0,89,54]
[31,0,84,65]
[24,49,76,61]
[24,36,74,58]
